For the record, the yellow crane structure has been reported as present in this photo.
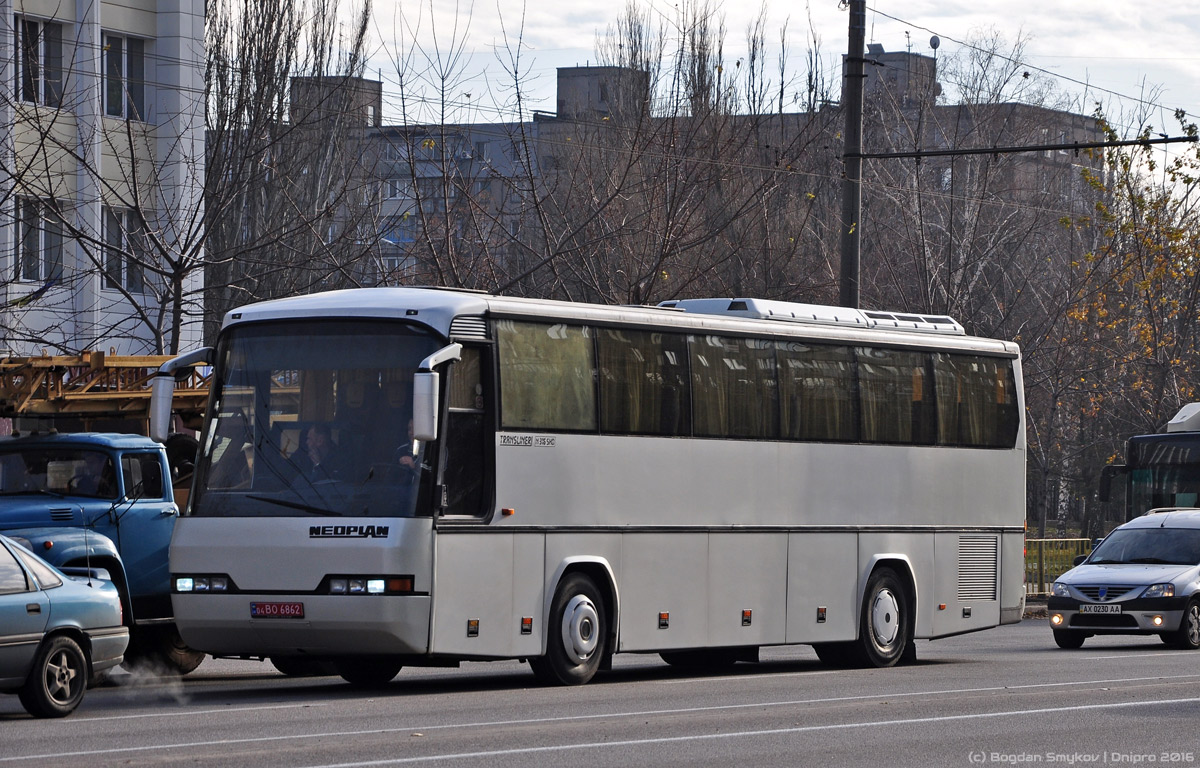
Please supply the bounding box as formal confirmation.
[0,351,210,432]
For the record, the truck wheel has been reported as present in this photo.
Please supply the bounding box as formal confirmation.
[19,635,88,718]
[124,625,205,675]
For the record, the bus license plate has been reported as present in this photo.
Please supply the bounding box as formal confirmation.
[250,602,305,619]
[1079,604,1121,614]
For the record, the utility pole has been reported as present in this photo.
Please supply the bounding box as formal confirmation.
[839,0,866,309]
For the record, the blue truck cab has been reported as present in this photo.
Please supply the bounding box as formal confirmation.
[0,432,204,674]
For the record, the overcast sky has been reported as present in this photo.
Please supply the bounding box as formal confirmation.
[369,1,1200,135]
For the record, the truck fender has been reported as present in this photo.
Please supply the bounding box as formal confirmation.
[3,526,123,569]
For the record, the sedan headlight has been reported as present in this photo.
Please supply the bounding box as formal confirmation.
[1051,582,1071,597]
[1141,583,1175,599]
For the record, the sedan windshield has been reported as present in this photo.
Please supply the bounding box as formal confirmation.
[1088,527,1200,566]
[190,320,441,518]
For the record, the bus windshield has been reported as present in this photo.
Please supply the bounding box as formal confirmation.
[1129,466,1200,514]
[190,320,442,518]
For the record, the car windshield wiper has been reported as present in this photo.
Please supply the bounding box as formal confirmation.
[247,494,342,516]
[1127,557,1172,564]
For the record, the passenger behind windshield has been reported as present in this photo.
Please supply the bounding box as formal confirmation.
[1089,527,1200,565]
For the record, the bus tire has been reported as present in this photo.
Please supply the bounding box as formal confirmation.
[1171,599,1200,649]
[530,573,606,686]
[1052,629,1086,649]
[853,568,909,668]
[335,657,402,687]
[123,625,205,675]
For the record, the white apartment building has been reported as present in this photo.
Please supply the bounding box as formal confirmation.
[0,0,204,355]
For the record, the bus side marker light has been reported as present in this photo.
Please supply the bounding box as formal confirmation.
[658,612,670,629]
[742,609,752,626]
[938,604,946,611]
[520,617,533,635]
[816,606,826,623]
[1051,613,1064,626]
[467,619,480,638]
[501,508,515,516]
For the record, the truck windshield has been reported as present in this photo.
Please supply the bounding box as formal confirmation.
[1089,527,1200,565]
[190,320,442,518]
[0,448,118,500]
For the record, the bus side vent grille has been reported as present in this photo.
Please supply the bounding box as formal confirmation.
[957,535,998,600]
[449,316,489,340]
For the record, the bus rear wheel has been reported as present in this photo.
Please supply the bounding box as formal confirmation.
[335,657,403,687]
[123,625,205,675]
[852,568,910,668]
[530,573,607,686]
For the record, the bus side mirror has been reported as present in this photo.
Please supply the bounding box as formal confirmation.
[150,347,213,443]
[413,371,439,443]
[150,375,175,443]
[412,343,462,443]
[1098,464,1127,503]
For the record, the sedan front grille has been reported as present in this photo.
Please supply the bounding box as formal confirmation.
[1075,585,1139,602]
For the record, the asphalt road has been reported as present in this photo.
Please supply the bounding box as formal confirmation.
[4,620,1200,767]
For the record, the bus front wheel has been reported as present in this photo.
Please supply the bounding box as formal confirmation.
[853,568,910,668]
[530,573,607,686]
[335,657,403,687]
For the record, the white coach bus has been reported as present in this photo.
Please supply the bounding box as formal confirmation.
[151,288,1025,685]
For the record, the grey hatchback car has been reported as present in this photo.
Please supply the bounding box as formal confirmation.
[0,534,128,717]
[1048,509,1200,650]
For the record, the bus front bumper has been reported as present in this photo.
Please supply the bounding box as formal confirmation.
[171,593,431,656]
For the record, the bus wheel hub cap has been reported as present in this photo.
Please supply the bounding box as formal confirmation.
[562,595,599,664]
[871,589,900,647]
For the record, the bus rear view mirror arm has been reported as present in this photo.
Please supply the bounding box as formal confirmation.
[413,343,462,443]
[150,347,213,443]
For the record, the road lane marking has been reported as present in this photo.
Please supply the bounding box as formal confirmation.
[299,696,1200,767]
[3,674,1197,763]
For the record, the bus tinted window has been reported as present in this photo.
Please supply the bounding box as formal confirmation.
[597,329,690,436]
[498,320,597,431]
[933,353,1019,447]
[690,335,779,439]
[777,341,858,441]
[857,348,935,445]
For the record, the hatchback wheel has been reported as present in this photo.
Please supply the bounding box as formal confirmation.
[1172,599,1200,650]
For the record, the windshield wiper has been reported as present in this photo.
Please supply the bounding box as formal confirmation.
[1127,557,1173,564]
[247,494,342,516]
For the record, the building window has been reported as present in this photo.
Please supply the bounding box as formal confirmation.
[104,33,145,120]
[384,178,410,199]
[103,207,148,293]
[14,198,63,283]
[15,16,63,107]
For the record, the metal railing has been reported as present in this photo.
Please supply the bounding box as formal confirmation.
[1024,538,1092,596]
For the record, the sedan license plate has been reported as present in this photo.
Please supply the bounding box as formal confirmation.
[1079,603,1122,614]
[250,601,305,619]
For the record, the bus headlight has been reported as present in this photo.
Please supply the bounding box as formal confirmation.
[325,575,414,595]
[174,575,233,592]
[1141,583,1175,599]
